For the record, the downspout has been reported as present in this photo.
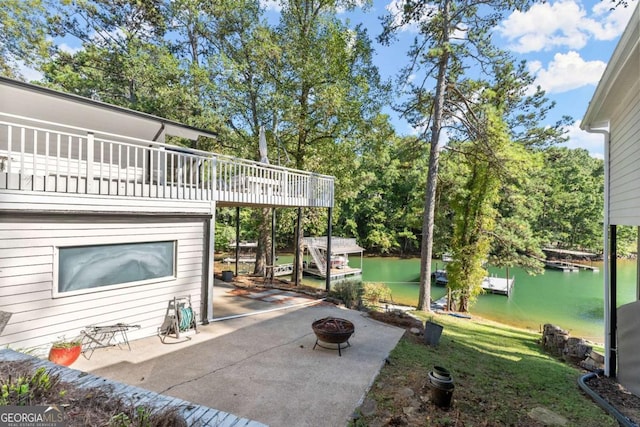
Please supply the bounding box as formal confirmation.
[585,123,612,376]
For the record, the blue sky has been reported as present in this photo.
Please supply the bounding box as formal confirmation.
[24,0,637,159]
[263,0,637,158]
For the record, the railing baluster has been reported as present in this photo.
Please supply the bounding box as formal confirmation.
[108,142,113,195]
[158,150,168,198]
[148,146,153,198]
[77,137,82,194]
[44,132,49,191]
[125,145,130,196]
[6,126,12,189]
[117,145,122,196]
[55,134,60,192]
[19,127,25,190]
[99,140,104,195]
[140,146,145,197]
[32,130,37,191]
[133,146,138,196]
[182,155,187,199]
[170,152,174,199]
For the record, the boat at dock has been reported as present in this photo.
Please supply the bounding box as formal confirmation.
[431,270,514,296]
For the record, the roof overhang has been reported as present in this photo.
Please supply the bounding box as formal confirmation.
[0,76,217,142]
[581,3,639,130]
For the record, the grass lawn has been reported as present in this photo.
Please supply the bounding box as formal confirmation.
[354,312,615,426]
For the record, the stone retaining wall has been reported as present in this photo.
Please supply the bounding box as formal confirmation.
[541,324,604,371]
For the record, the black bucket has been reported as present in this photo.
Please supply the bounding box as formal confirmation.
[222,270,234,282]
[428,368,454,408]
[424,320,443,346]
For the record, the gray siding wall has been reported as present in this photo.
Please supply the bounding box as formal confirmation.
[0,215,206,354]
[608,81,640,226]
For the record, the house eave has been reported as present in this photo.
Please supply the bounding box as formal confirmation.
[581,3,639,130]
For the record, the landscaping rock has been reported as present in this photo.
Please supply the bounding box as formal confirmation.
[564,337,592,363]
[360,397,378,417]
[528,406,568,426]
[409,327,421,335]
[542,324,594,367]
[399,387,415,398]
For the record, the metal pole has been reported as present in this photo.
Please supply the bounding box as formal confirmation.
[294,207,302,286]
[235,206,240,277]
[636,226,640,301]
[272,208,276,267]
[326,207,332,291]
[610,224,617,377]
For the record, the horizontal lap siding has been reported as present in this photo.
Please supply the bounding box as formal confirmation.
[0,190,213,215]
[0,215,206,353]
[609,86,640,226]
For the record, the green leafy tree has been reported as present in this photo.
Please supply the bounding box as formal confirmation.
[271,0,387,283]
[0,0,51,78]
[447,106,511,311]
[535,147,604,251]
[379,0,541,311]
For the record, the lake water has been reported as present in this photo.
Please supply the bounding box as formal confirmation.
[290,255,638,343]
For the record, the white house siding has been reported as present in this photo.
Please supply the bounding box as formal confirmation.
[608,84,640,226]
[0,191,213,215]
[0,214,207,354]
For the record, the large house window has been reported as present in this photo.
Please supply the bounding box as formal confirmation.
[57,241,175,295]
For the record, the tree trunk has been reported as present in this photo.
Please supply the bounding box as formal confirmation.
[417,0,451,312]
[253,208,272,276]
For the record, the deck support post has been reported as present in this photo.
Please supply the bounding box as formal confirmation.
[609,224,617,377]
[636,226,640,301]
[271,208,276,268]
[294,207,302,286]
[235,206,240,276]
[326,207,332,292]
[204,207,215,324]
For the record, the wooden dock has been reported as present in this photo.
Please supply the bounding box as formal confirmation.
[303,266,362,281]
[431,271,514,296]
[482,276,515,296]
[543,260,580,272]
[559,261,599,272]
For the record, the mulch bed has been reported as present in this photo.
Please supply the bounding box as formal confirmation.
[0,360,186,426]
[585,374,640,423]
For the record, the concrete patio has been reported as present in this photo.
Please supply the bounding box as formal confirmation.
[72,289,405,426]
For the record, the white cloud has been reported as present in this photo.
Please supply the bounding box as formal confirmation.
[498,0,635,53]
[529,51,606,94]
[586,1,636,40]
[58,43,81,55]
[260,0,282,12]
[563,120,605,159]
[16,61,43,82]
[385,0,436,33]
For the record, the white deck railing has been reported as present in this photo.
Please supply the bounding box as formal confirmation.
[0,114,334,208]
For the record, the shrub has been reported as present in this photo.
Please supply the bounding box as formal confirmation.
[362,282,392,306]
[329,279,363,309]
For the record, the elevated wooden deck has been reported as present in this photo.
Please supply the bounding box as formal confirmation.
[0,114,334,212]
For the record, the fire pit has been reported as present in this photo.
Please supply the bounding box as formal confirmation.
[312,317,354,356]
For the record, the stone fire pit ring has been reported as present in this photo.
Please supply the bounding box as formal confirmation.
[312,317,354,356]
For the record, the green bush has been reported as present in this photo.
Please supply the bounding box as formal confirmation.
[329,279,363,309]
[0,366,60,406]
[362,282,392,306]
